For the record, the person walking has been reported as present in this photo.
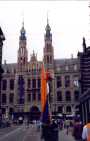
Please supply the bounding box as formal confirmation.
[65,119,70,135]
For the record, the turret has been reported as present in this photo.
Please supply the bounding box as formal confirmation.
[43,17,54,70]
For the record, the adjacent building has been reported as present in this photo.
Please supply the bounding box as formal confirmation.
[78,37,90,124]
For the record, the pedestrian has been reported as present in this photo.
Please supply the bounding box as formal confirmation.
[65,119,70,135]
[82,117,90,141]
[72,117,83,141]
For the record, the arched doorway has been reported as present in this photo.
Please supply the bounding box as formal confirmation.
[29,106,41,121]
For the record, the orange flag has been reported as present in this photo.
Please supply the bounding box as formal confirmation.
[41,63,47,113]
[41,64,52,124]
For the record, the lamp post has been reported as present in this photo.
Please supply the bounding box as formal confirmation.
[0,27,5,126]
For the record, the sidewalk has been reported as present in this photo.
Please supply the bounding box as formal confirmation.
[59,129,75,141]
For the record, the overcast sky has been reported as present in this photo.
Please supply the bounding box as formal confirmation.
[0,1,89,63]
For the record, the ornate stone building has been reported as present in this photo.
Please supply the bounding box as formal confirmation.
[1,20,80,119]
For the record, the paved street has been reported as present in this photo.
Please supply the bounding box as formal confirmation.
[0,124,75,141]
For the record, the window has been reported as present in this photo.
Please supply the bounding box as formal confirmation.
[27,94,31,102]
[27,79,31,88]
[57,91,62,101]
[66,106,71,113]
[32,79,36,88]
[32,93,36,101]
[10,79,14,90]
[38,79,41,88]
[2,79,7,90]
[38,93,41,101]
[58,106,63,113]
[18,98,24,104]
[73,75,79,87]
[74,90,79,101]
[65,75,70,87]
[65,91,71,101]
[9,93,14,103]
[2,94,6,104]
[56,76,62,88]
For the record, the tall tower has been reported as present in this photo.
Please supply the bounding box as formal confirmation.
[17,21,28,72]
[43,17,54,113]
[43,17,54,70]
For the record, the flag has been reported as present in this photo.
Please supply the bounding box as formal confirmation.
[41,64,50,124]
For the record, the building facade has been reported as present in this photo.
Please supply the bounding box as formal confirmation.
[1,21,80,119]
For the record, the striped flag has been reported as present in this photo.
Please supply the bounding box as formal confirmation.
[41,64,50,124]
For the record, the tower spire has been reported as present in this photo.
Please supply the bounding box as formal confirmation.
[45,13,51,39]
[20,16,26,40]
[22,19,24,28]
[22,12,24,28]
[47,12,49,25]
[82,37,86,52]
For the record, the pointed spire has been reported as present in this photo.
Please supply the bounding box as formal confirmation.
[47,12,49,25]
[20,17,26,40]
[21,17,25,33]
[45,13,51,39]
[22,11,24,28]
[82,37,86,52]
[22,19,24,29]
[46,12,51,31]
